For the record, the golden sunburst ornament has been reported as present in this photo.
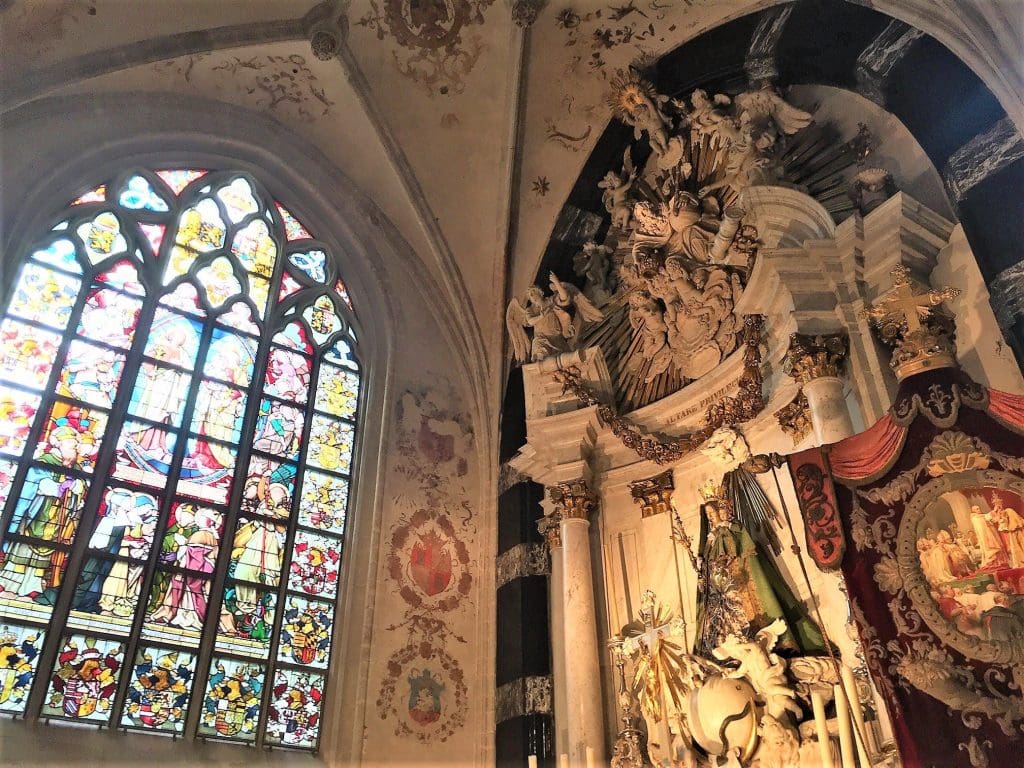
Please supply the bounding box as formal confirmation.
[607,69,660,122]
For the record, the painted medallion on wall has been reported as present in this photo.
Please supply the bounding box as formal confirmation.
[387,508,471,612]
[898,471,1024,664]
[376,638,467,742]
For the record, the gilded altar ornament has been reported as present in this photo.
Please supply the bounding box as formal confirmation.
[629,470,674,518]
[775,392,812,445]
[506,272,604,364]
[860,263,960,379]
[536,509,561,549]
[783,332,848,385]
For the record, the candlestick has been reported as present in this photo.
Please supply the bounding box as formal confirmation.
[586,746,596,768]
[559,753,569,768]
[834,684,856,768]
[528,756,538,768]
[811,691,835,768]
[840,666,872,767]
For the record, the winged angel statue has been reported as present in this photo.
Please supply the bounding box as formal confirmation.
[506,272,604,364]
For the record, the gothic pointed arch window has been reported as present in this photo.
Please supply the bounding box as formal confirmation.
[0,168,360,750]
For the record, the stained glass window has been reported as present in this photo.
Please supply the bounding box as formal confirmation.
[0,169,359,751]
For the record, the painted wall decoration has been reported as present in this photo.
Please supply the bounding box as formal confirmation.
[354,0,498,95]
[374,387,476,743]
[152,54,335,123]
[376,622,468,742]
[387,507,472,611]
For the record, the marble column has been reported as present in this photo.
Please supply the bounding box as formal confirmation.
[784,332,855,445]
[550,480,605,768]
[539,508,568,757]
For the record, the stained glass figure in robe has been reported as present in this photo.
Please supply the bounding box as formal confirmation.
[288,531,342,599]
[241,456,296,520]
[198,658,263,741]
[217,584,276,654]
[192,382,246,445]
[178,439,236,504]
[252,400,304,460]
[69,488,160,622]
[229,518,285,588]
[145,504,220,634]
[204,328,256,388]
[77,289,142,349]
[298,471,348,533]
[0,623,45,714]
[57,341,125,408]
[42,635,124,722]
[0,386,41,457]
[9,263,81,330]
[144,309,202,367]
[217,302,261,335]
[263,347,311,403]
[33,405,107,474]
[121,647,197,732]
[272,321,314,353]
[0,320,62,389]
[265,668,323,748]
[114,421,177,488]
[278,596,333,668]
[128,363,190,428]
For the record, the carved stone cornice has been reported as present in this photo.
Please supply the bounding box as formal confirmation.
[537,510,562,550]
[549,479,597,521]
[775,391,812,445]
[628,470,674,518]
[784,332,849,384]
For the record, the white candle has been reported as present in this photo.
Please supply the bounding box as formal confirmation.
[811,691,835,768]
[585,746,596,768]
[559,754,569,768]
[528,756,538,768]
[841,666,872,767]
[834,684,856,768]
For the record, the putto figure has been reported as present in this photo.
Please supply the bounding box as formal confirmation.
[506,272,604,364]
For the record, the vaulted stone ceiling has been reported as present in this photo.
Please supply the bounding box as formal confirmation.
[1,0,1022,385]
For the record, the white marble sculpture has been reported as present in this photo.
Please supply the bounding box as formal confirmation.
[713,619,802,723]
[506,272,604,364]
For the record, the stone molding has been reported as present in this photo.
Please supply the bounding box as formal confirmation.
[496,542,550,588]
[495,675,553,724]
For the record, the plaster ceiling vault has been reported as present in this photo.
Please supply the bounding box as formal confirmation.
[3,1,1022,384]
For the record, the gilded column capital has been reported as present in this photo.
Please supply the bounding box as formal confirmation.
[628,470,674,518]
[548,479,597,521]
[537,510,562,550]
[783,332,849,384]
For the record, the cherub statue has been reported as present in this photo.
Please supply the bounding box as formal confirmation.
[713,619,802,723]
[506,272,604,364]
[684,89,741,146]
[608,70,685,168]
[698,119,775,197]
[599,148,637,229]
[573,241,615,305]
[734,87,812,152]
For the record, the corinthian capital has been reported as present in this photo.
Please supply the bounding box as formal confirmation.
[783,332,849,384]
[548,479,597,521]
[537,510,562,550]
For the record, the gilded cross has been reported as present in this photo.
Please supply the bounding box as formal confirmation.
[861,264,960,333]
